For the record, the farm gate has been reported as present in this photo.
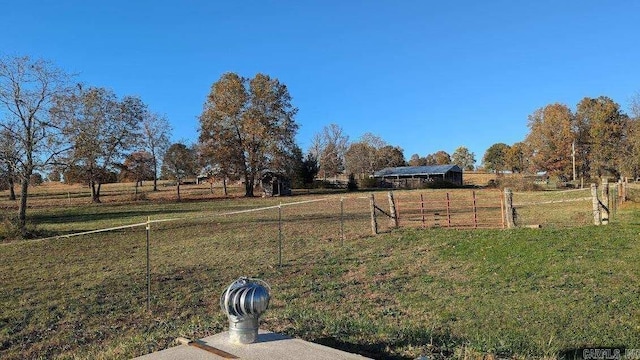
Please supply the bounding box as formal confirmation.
[392,190,505,229]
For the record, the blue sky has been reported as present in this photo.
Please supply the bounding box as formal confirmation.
[2,1,639,165]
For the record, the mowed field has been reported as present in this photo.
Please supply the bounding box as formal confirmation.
[1,181,640,359]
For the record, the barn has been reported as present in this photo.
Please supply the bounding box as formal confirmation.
[373,164,463,188]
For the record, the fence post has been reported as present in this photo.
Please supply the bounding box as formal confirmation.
[420,193,426,228]
[340,197,345,246]
[369,193,378,235]
[446,192,452,228]
[601,178,610,225]
[504,188,515,229]
[278,203,283,266]
[591,183,601,225]
[617,179,624,205]
[611,183,618,219]
[388,191,398,228]
[472,190,478,228]
[146,216,151,312]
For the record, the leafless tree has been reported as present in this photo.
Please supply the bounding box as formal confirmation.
[141,112,171,191]
[0,55,73,232]
[312,123,349,179]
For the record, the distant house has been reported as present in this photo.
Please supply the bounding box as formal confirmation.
[373,164,463,188]
[261,171,292,196]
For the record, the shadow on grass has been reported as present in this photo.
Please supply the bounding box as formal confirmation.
[29,208,199,225]
[312,328,461,360]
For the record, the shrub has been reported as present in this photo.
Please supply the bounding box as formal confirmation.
[0,215,21,242]
[358,177,378,189]
[0,216,44,241]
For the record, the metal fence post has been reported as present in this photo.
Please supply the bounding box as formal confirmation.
[278,203,283,266]
[340,197,345,246]
[146,216,151,312]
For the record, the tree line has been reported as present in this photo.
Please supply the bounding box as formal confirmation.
[0,56,171,233]
[17,53,629,239]
[481,95,640,181]
[0,55,483,236]
[197,72,478,196]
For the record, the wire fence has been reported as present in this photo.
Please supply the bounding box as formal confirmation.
[512,182,624,228]
[3,184,633,360]
[5,185,626,315]
[512,188,594,228]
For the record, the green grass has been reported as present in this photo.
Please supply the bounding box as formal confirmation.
[1,185,640,359]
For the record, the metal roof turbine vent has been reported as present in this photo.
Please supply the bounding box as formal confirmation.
[220,277,270,344]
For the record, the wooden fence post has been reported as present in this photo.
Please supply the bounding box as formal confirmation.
[369,194,378,235]
[591,183,601,226]
[504,188,515,229]
[388,191,398,228]
[617,179,624,205]
[472,190,478,228]
[420,193,426,228]
[446,192,452,228]
[601,178,610,225]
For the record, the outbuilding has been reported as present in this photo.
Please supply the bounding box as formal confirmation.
[373,164,463,188]
[260,171,292,196]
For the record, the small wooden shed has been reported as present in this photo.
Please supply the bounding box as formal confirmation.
[260,171,292,197]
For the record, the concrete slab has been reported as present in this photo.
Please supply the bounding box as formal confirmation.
[133,329,371,360]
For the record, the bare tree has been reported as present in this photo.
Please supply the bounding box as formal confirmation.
[313,123,349,179]
[624,93,640,179]
[0,55,72,232]
[345,133,405,177]
[141,112,171,191]
[345,142,374,176]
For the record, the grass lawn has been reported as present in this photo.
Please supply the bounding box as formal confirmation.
[1,183,640,359]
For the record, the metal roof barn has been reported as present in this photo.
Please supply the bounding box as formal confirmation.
[373,165,463,188]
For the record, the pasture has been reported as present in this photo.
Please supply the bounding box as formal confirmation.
[1,181,639,359]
